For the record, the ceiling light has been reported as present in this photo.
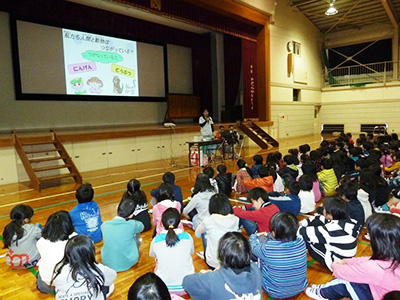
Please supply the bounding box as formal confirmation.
[325,1,338,16]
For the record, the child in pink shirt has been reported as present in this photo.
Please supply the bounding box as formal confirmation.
[306,213,400,300]
[152,183,183,236]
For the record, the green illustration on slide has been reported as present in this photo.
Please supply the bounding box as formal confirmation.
[81,50,123,64]
[70,77,86,94]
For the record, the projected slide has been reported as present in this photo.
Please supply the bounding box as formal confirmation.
[62,29,139,96]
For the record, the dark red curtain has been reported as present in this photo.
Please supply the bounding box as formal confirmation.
[224,34,242,108]
[242,39,258,118]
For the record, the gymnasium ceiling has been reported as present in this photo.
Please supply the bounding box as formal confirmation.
[288,0,399,36]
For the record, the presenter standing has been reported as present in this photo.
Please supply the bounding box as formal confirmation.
[199,109,214,139]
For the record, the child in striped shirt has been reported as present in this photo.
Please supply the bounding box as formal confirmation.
[249,212,307,299]
[298,197,360,271]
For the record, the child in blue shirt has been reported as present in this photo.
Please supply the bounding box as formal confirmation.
[101,197,144,272]
[268,181,301,215]
[69,183,103,243]
[249,212,307,298]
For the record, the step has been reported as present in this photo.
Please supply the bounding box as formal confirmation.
[29,156,66,163]
[21,140,55,146]
[25,148,61,154]
[38,173,77,182]
[33,164,71,172]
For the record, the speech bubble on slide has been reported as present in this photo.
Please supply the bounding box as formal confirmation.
[82,50,123,64]
[68,62,97,74]
[111,64,135,78]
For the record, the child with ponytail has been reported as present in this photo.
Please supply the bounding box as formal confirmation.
[234,159,253,193]
[3,204,42,269]
[149,208,194,294]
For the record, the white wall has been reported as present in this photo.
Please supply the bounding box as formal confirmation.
[321,83,400,134]
[0,12,195,131]
[268,3,322,138]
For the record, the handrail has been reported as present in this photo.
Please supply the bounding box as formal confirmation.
[323,60,400,87]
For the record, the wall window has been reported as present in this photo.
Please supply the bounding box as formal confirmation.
[293,88,301,102]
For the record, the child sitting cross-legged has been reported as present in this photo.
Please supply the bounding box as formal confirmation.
[149,208,194,295]
[195,193,239,269]
[243,165,274,193]
[183,232,263,300]
[3,204,42,269]
[69,183,103,243]
[268,180,301,216]
[101,197,145,272]
[36,211,76,294]
[306,213,400,300]
[249,211,308,299]
[233,187,280,235]
[298,197,360,271]
[51,235,117,300]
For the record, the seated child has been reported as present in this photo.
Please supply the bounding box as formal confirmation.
[298,198,360,271]
[51,235,117,300]
[195,194,239,269]
[337,179,365,228]
[234,159,253,193]
[149,208,194,294]
[3,204,41,269]
[151,172,183,210]
[215,164,233,196]
[183,232,263,300]
[121,179,151,231]
[278,155,299,185]
[243,165,274,193]
[317,158,338,197]
[298,175,316,214]
[266,162,284,192]
[36,211,76,294]
[385,151,400,174]
[203,166,219,193]
[183,173,216,229]
[233,187,279,235]
[101,197,145,272]
[153,183,183,236]
[301,162,322,202]
[251,154,263,178]
[306,214,400,300]
[249,212,307,298]
[268,181,301,216]
[69,183,103,243]
[128,272,185,300]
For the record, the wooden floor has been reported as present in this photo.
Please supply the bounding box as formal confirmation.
[0,134,373,300]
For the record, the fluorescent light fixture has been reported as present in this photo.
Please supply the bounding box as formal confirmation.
[325,1,338,16]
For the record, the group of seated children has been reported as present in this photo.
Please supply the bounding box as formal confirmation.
[3,131,400,300]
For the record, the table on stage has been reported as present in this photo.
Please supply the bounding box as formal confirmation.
[187,139,223,166]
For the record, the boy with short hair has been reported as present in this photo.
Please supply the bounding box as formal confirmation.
[233,187,280,235]
[69,183,103,243]
[215,164,233,196]
[249,212,308,299]
[298,198,360,271]
[268,181,301,216]
[278,155,299,184]
[101,197,145,272]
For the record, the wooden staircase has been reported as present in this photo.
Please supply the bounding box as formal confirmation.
[12,130,82,192]
[237,120,279,149]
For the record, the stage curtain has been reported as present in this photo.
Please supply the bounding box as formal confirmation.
[242,39,258,118]
[224,34,242,108]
